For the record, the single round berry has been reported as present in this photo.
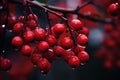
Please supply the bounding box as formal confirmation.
[61,37,73,49]
[43,49,56,62]
[68,56,80,68]
[0,58,12,71]
[8,16,16,29]
[77,34,88,46]
[13,22,23,34]
[74,44,85,54]
[28,14,38,21]
[24,31,34,42]
[21,45,32,56]
[34,28,46,40]
[107,3,119,16]
[70,19,83,30]
[63,51,75,62]
[37,58,51,74]
[38,41,49,52]
[31,53,42,65]
[77,51,89,63]
[53,46,65,56]
[53,23,66,34]
[27,20,37,30]
[46,35,57,46]
[78,27,90,36]
[11,36,23,47]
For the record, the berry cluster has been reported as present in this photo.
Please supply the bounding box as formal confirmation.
[96,2,120,70]
[10,13,89,74]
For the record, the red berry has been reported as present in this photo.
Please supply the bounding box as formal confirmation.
[13,22,23,34]
[43,49,56,62]
[53,46,65,56]
[70,19,83,30]
[11,36,23,47]
[63,51,75,62]
[37,58,51,74]
[8,16,16,29]
[68,56,80,68]
[38,41,49,52]
[78,27,90,36]
[74,44,85,54]
[61,37,73,49]
[28,14,38,21]
[34,28,46,40]
[21,45,32,56]
[31,53,42,65]
[107,3,119,16]
[27,20,37,30]
[77,34,88,46]
[24,31,34,42]
[77,51,89,63]
[0,58,12,71]
[53,23,66,34]
[46,35,57,46]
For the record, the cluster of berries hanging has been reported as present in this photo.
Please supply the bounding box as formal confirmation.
[96,2,120,70]
[0,0,90,74]
[10,13,89,74]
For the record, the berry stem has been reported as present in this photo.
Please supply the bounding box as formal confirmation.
[27,4,39,27]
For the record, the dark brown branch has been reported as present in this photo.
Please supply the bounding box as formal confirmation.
[9,0,114,24]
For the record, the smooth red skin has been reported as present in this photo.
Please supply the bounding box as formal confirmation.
[78,27,90,36]
[107,3,119,16]
[74,44,85,54]
[34,28,46,40]
[53,46,65,56]
[70,19,83,30]
[21,45,32,56]
[12,36,23,47]
[77,51,89,63]
[27,14,38,21]
[53,23,66,34]
[61,37,73,49]
[68,56,80,68]
[38,41,49,52]
[77,34,88,46]
[0,59,12,71]
[27,20,37,30]
[31,53,42,65]
[13,22,23,34]
[43,49,56,62]
[46,35,57,46]
[24,31,34,42]
[63,51,75,62]
[37,58,51,74]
